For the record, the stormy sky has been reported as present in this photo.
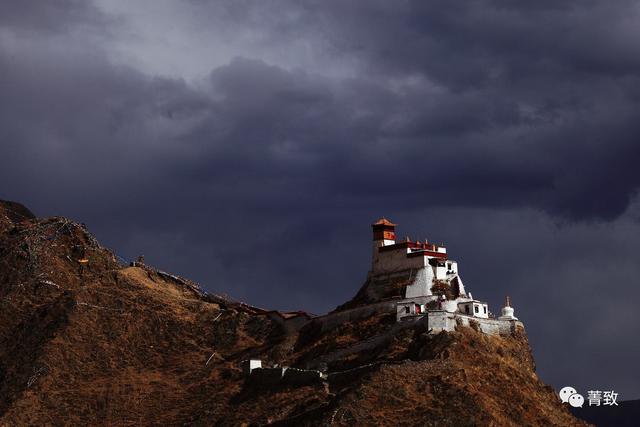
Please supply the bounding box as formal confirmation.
[2,0,640,400]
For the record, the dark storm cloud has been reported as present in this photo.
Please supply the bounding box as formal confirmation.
[0,0,108,34]
[1,0,640,399]
[295,0,640,220]
[6,0,640,220]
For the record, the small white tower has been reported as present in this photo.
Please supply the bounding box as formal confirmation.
[499,296,518,320]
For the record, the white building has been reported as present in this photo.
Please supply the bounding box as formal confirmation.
[457,300,489,319]
[241,358,262,375]
[369,218,503,323]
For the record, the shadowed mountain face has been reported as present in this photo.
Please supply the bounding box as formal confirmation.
[0,200,587,425]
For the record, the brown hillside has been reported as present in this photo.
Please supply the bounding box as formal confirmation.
[0,201,588,426]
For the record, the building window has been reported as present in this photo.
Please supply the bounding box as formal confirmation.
[465,305,470,314]
[405,306,410,314]
[474,306,479,314]
[483,306,487,314]
[415,304,421,314]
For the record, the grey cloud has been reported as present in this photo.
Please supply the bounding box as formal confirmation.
[0,0,107,34]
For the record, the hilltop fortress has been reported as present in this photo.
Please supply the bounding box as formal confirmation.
[338,218,522,335]
[243,218,524,384]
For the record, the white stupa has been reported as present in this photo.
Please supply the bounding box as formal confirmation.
[498,296,518,320]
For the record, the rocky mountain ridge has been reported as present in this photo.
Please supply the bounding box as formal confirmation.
[0,200,587,426]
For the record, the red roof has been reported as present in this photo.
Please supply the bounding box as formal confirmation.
[407,250,448,260]
[372,218,397,227]
[378,241,448,259]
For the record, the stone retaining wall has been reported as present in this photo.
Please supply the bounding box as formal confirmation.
[247,366,327,387]
[425,310,522,335]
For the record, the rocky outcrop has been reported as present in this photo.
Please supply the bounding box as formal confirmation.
[0,200,588,426]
